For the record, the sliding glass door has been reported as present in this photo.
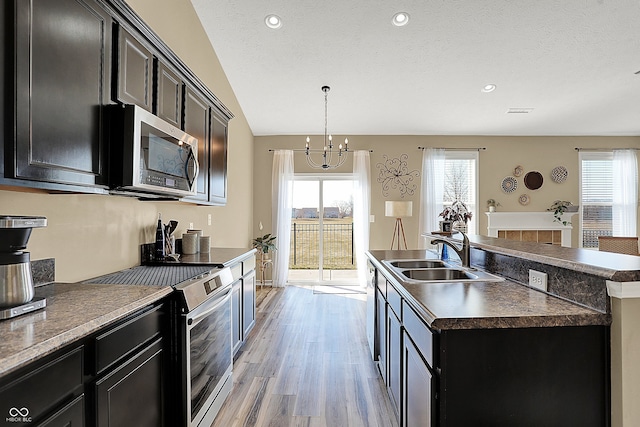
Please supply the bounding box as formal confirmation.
[290,175,357,282]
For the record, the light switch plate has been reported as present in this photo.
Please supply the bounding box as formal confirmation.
[529,269,548,291]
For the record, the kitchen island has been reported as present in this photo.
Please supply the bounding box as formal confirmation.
[367,235,613,427]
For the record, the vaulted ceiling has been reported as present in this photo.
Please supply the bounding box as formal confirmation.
[191,0,640,137]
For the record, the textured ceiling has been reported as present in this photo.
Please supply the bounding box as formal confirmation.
[190,0,640,137]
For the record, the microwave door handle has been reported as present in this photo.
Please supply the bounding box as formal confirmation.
[185,147,199,189]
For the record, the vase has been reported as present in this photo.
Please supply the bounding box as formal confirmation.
[439,221,452,232]
[489,206,495,213]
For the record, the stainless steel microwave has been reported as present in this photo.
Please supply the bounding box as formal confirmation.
[109,104,199,198]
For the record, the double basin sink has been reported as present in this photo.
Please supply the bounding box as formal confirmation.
[383,259,504,284]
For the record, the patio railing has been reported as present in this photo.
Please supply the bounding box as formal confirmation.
[290,222,355,269]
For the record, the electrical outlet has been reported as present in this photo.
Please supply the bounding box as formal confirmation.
[529,269,548,291]
[207,214,212,226]
[189,222,194,230]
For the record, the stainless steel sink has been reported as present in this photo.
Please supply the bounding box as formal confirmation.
[382,258,505,283]
[387,259,447,269]
[401,268,477,281]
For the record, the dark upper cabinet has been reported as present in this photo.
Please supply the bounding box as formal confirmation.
[182,86,229,206]
[114,25,153,111]
[155,61,182,128]
[183,86,210,202]
[9,0,112,189]
[210,109,228,205]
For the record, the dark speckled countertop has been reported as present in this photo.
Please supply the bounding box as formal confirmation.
[367,249,610,331]
[0,248,256,379]
[0,282,172,377]
[469,235,640,282]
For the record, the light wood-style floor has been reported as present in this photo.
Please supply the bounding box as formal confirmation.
[211,284,399,427]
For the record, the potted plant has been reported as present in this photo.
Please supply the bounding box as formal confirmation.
[547,200,576,225]
[252,233,277,260]
[439,201,473,232]
[486,199,501,212]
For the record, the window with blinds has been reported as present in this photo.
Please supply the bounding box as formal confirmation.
[580,152,613,248]
[443,151,478,234]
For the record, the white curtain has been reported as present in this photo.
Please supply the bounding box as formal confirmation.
[418,148,445,248]
[353,151,371,287]
[271,150,294,287]
[612,149,638,236]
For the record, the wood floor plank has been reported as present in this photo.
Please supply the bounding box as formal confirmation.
[211,284,398,427]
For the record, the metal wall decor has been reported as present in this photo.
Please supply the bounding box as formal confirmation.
[376,154,419,197]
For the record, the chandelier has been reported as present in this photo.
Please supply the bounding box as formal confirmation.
[305,85,349,169]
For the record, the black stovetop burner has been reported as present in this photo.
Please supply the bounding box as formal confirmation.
[85,265,214,287]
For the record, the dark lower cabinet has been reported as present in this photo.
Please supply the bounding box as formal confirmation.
[38,394,85,427]
[242,270,256,337]
[376,287,387,383]
[403,332,432,427]
[387,305,401,419]
[94,338,164,427]
[9,0,111,190]
[232,279,243,354]
[0,302,168,427]
[230,254,257,356]
[371,266,610,427]
[0,346,84,425]
[438,326,609,427]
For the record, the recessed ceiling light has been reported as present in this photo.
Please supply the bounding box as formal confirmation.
[481,84,497,93]
[507,108,534,114]
[265,14,282,29]
[392,12,410,27]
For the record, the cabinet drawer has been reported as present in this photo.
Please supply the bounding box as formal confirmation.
[94,304,163,375]
[37,394,84,427]
[403,301,434,367]
[0,346,83,423]
[386,281,402,319]
[230,263,243,282]
[243,256,256,273]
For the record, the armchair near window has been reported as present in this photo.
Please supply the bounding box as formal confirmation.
[597,236,639,255]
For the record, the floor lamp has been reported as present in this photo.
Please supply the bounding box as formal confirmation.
[385,201,413,250]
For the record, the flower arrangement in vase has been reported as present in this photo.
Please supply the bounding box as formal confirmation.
[439,201,473,232]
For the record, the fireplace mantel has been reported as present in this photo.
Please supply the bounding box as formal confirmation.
[486,212,575,247]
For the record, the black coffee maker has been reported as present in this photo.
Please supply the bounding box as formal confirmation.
[0,215,47,308]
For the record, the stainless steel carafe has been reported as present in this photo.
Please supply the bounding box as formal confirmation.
[0,216,47,307]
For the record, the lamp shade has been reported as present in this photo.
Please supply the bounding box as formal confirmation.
[385,201,413,217]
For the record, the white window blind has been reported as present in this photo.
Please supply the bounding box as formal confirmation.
[580,152,613,248]
[443,151,478,234]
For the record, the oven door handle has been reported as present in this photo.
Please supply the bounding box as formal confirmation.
[187,288,231,327]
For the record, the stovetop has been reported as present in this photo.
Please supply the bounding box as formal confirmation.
[85,265,214,287]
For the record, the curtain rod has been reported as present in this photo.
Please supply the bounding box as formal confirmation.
[575,147,640,151]
[418,146,486,151]
[268,149,374,153]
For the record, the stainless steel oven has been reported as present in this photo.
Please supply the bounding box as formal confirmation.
[174,268,233,427]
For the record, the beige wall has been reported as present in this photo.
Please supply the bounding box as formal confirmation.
[0,0,254,282]
[253,135,640,249]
